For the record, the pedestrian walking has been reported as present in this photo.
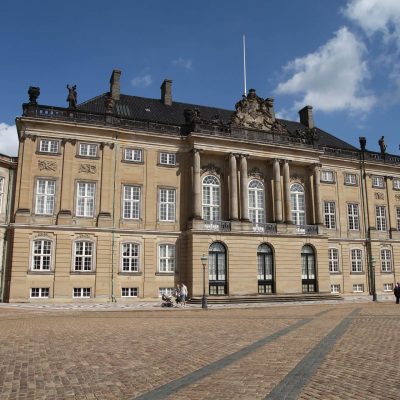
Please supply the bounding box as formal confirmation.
[394,282,400,304]
[180,283,188,307]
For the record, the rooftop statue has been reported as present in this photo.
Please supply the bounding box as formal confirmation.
[378,135,386,154]
[66,84,77,109]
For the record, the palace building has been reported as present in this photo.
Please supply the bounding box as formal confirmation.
[5,70,400,302]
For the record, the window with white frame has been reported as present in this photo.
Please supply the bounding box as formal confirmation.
[123,185,140,219]
[347,203,359,230]
[384,283,394,292]
[73,288,91,298]
[351,249,363,272]
[32,239,52,271]
[76,182,95,217]
[324,201,336,229]
[330,284,340,294]
[158,244,175,273]
[393,179,400,190]
[290,183,305,226]
[0,176,4,211]
[73,241,93,271]
[381,249,392,272]
[121,243,140,272]
[121,287,138,297]
[248,180,265,223]
[397,208,400,231]
[159,287,174,297]
[159,152,176,166]
[376,206,387,231]
[35,179,55,215]
[159,188,176,221]
[202,175,220,221]
[39,139,59,154]
[344,173,357,185]
[372,176,384,188]
[124,148,142,162]
[352,284,364,293]
[328,248,339,273]
[321,170,334,183]
[30,288,49,298]
[79,143,98,157]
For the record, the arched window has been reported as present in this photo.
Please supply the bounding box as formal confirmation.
[291,183,305,226]
[202,175,220,221]
[257,244,274,293]
[248,180,265,223]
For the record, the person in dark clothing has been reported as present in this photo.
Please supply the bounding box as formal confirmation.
[394,282,400,304]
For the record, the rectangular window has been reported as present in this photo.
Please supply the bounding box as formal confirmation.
[159,188,176,221]
[79,143,98,157]
[121,287,138,297]
[347,203,359,230]
[159,287,174,297]
[124,148,142,162]
[328,248,339,273]
[35,179,56,215]
[344,173,357,185]
[158,244,175,273]
[121,243,139,272]
[76,182,95,217]
[321,170,334,183]
[39,139,59,154]
[123,185,140,219]
[30,288,49,298]
[330,284,340,294]
[372,176,384,188]
[384,283,394,292]
[160,152,176,166]
[351,249,363,273]
[32,240,52,271]
[393,179,400,190]
[381,249,392,272]
[73,288,91,298]
[74,241,93,271]
[324,201,336,229]
[397,208,400,231]
[352,284,364,293]
[0,176,4,211]
[376,206,387,231]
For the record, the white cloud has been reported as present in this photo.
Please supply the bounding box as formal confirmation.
[131,74,152,88]
[275,27,375,113]
[172,57,192,70]
[0,123,18,157]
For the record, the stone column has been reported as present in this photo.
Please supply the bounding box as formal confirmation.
[239,154,249,221]
[193,149,202,219]
[229,153,238,220]
[283,160,292,223]
[273,159,283,222]
[98,142,115,226]
[59,139,76,217]
[314,163,323,225]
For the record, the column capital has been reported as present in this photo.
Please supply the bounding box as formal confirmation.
[100,142,115,150]
[20,133,37,142]
[283,159,292,164]
[61,138,76,146]
[238,153,249,159]
[191,148,203,154]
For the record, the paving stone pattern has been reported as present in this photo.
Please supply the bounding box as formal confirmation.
[0,302,399,399]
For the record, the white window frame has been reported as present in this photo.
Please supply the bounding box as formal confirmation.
[124,148,143,162]
[121,287,138,297]
[376,206,387,231]
[76,182,96,217]
[0,176,4,211]
[321,170,334,183]
[381,249,392,272]
[351,249,363,273]
[73,288,91,298]
[372,176,384,188]
[347,203,359,230]
[159,152,176,166]
[324,201,336,229]
[158,244,176,273]
[202,175,221,221]
[159,188,176,221]
[330,284,340,294]
[291,183,305,226]
[78,143,98,157]
[328,248,339,273]
[39,139,59,154]
[73,241,94,272]
[35,179,56,215]
[121,242,140,272]
[384,283,394,292]
[30,288,49,298]
[352,284,364,293]
[248,179,265,223]
[159,287,174,297]
[122,185,140,220]
[31,239,52,271]
[344,173,357,185]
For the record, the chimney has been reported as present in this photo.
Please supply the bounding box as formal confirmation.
[109,69,121,101]
[299,105,314,129]
[161,79,172,106]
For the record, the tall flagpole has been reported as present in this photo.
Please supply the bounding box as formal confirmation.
[243,34,247,96]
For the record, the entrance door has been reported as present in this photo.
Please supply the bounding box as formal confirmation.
[208,242,227,295]
[301,245,317,292]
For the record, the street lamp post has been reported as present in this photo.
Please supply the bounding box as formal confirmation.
[371,256,377,301]
[201,254,208,309]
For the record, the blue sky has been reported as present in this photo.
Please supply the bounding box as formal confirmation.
[1,0,400,156]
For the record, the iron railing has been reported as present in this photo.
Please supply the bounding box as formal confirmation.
[252,223,277,234]
[203,220,231,232]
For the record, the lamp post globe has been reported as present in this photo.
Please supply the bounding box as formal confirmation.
[201,254,208,309]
